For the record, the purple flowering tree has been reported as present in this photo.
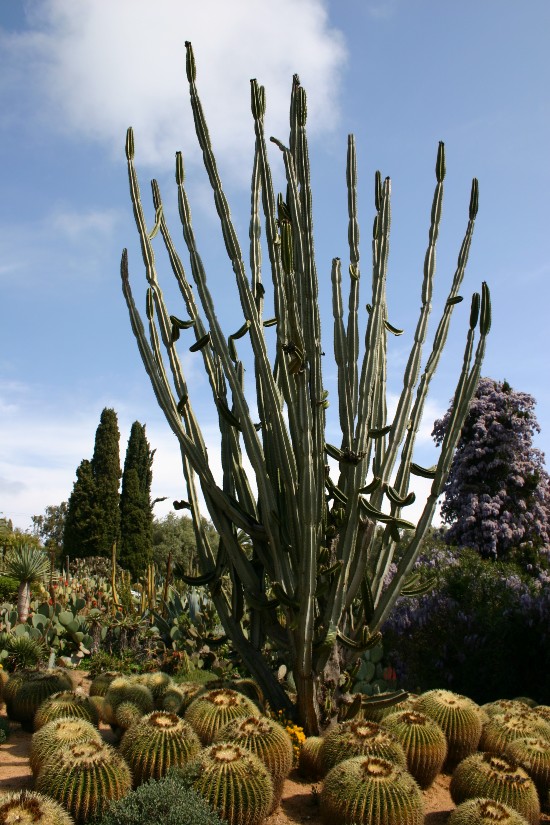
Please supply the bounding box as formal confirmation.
[433,377,550,560]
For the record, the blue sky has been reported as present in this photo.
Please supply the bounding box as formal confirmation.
[1,0,549,532]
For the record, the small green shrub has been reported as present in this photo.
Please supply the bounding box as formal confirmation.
[95,770,227,825]
[0,575,19,601]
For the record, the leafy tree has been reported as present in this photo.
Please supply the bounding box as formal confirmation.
[31,502,68,560]
[433,377,550,562]
[63,459,98,557]
[152,512,219,573]
[119,422,154,578]
[90,407,121,556]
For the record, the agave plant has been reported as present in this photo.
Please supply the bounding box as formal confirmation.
[1,542,51,622]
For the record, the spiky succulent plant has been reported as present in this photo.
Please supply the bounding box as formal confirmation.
[36,739,132,824]
[481,700,533,719]
[179,742,274,825]
[0,789,75,825]
[447,798,530,825]
[381,709,447,788]
[214,715,293,809]
[162,681,205,714]
[33,691,100,731]
[298,735,325,779]
[89,671,122,698]
[415,689,482,768]
[185,688,258,745]
[5,669,74,731]
[320,754,424,825]
[30,716,103,776]
[133,672,174,707]
[479,712,550,755]
[504,735,550,803]
[450,752,540,825]
[119,710,202,786]
[320,718,407,773]
[102,676,154,729]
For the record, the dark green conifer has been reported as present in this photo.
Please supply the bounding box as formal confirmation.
[91,407,121,556]
[119,422,154,578]
[63,459,98,558]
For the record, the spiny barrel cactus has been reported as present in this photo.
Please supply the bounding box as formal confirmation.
[298,735,325,779]
[320,718,407,773]
[215,715,293,809]
[185,688,258,744]
[481,700,533,719]
[33,690,100,731]
[531,704,550,724]
[5,669,74,730]
[133,672,174,707]
[30,716,103,776]
[102,676,154,728]
[119,710,202,786]
[0,789,75,825]
[381,709,447,788]
[450,752,540,825]
[415,689,482,768]
[122,40,491,734]
[89,671,123,697]
[162,681,205,714]
[504,735,550,803]
[448,798,530,825]
[320,754,424,825]
[36,739,132,824]
[479,712,550,754]
[179,742,274,825]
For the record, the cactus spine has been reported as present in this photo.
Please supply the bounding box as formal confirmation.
[381,709,447,788]
[185,688,258,744]
[448,798,531,825]
[36,740,132,824]
[320,755,424,825]
[119,710,201,785]
[122,41,491,732]
[450,752,540,825]
[0,789,75,825]
[180,742,274,825]
[415,689,482,768]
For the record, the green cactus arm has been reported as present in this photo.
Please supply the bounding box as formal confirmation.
[332,257,354,446]
[346,135,360,421]
[371,287,490,631]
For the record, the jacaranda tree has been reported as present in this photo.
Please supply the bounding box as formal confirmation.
[433,377,550,562]
[121,43,491,732]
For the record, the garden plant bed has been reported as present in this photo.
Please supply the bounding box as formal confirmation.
[4,672,550,825]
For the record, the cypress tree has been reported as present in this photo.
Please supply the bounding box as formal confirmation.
[90,407,121,557]
[63,459,98,558]
[119,421,154,578]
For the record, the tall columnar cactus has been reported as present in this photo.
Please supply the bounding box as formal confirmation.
[121,41,491,733]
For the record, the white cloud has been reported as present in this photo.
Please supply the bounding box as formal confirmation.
[8,0,346,179]
[50,207,121,240]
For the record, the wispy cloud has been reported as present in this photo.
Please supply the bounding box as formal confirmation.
[4,0,347,180]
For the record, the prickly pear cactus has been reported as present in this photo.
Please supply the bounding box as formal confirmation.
[185,688,258,745]
[119,710,201,785]
[33,690,99,731]
[30,716,103,776]
[0,789,75,825]
[450,752,540,825]
[215,715,293,809]
[36,739,132,824]
[381,709,447,788]
[320,755,424,825]
[448,798,530,825]
[320,718,407,773]
[179,742,274,825]
[415,689,482,768]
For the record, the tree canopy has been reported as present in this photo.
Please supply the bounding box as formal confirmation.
[119,421,154,578]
